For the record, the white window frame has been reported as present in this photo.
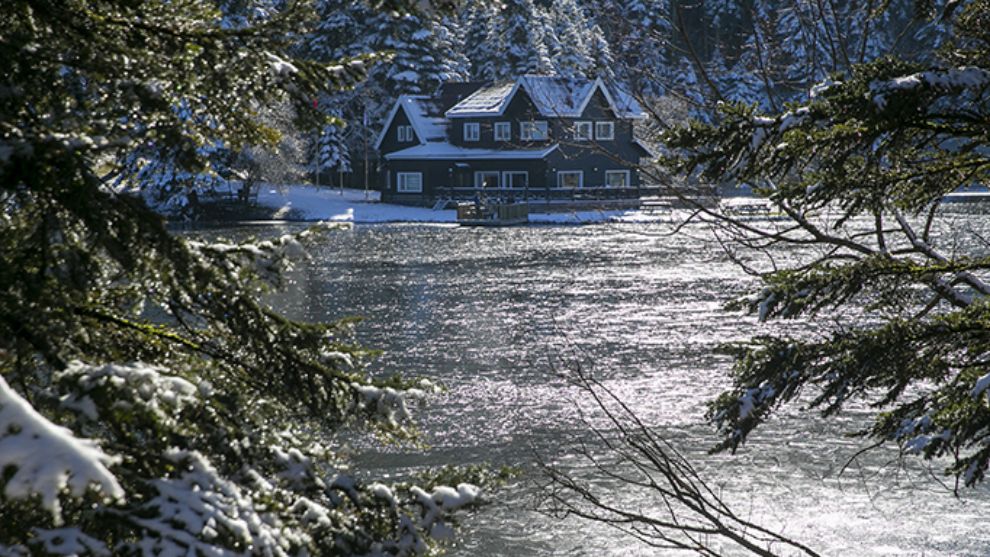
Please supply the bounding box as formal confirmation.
[396,172,423,193]
[502,171,528,189]
[464,122,480,142]
[574,121,593,141]
[494,121,511,141]
[557,170,583,189]
[520,121,549,141]
[397,125,414,142]
[605,169,631,188]
[595,121,615,141]
[474,171,500,189]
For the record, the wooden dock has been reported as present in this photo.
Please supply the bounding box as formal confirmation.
[456,202,529,226]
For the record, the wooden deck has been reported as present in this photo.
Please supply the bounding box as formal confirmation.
[456,202,529,226]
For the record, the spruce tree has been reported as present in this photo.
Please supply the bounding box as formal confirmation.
[664,0,990,489]
[499,0,552,78]
[0,0,485,553]
[544,0,593,79]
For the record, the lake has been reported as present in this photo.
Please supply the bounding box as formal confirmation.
[244,217,990,556]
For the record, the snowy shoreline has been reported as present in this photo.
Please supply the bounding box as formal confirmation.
[253,184,676,225]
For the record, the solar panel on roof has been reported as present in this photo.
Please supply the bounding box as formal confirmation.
[446,82,516,116]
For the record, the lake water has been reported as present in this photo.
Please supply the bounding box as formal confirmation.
[245,218,990,555]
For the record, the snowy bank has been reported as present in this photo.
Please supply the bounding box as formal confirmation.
[256,185,457,223]
[256,185,676,225]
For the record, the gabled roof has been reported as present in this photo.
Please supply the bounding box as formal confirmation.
[374,95,448,150]
[444,76,646,120]
[435,81,489,111]
[633,138,657,158]
[385,143,560,161]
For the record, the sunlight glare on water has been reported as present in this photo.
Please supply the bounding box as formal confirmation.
[249,218,990,556]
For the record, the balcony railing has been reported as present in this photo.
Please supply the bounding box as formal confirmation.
[435,185,671,202]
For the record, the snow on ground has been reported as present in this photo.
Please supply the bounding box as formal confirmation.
[257,185,456,223]
[255,185,675,225]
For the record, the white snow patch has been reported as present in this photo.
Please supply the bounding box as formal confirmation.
[0,375,124,522]
[869,67,990,108]
[255,186,686,225]
[971,371,990,399]
[368,482,397,507]
[33,528,110,556]
[737,383,776,421]
[265,52,298,76]
[58,361,199,426]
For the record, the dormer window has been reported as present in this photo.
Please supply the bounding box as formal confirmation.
[574,121,592,141]
[520,121,548,141]
[494,122,511,141]
[397,125,414,142]
[464,122,480,142]
[595,121,615,141]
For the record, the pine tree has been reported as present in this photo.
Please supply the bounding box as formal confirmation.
[435,14,471,82]
[0,0,487,553]
[544,0,592,79]
[586,21,616,80]
[462,0,501,81]
[663,0,990,489]
[593,0,673,97]
[499,0,552,78]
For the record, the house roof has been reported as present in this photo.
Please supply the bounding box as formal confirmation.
[384,143,560,161]
[633,138,658,158]
[444,76,646,120]
[435,81,489,111]
[373,95,448,150]
[443,82,519,118]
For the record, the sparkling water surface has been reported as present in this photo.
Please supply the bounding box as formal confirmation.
[218,217,990,556]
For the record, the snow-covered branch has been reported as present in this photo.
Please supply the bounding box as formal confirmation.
[0,375,124,523]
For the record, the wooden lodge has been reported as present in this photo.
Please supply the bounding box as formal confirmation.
[374,76,656,207]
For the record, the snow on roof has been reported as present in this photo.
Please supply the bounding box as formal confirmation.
[633,138,658,158]
[518,76,595,117]
[608,83,647,120]
[374,95,448,150]
[445,76,646,119]
[384,143,559,161]
[443,82,519,118]
[402,96,447,142]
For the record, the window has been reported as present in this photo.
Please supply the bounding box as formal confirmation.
[474,171,500,189]
[502,171,528,189]
[605,170,630,188]
[397,125,414,142]
[464,122,480,142]
[595,121,615,140]
[520,121,549,141]
[494,122,511,141]
[574,121,592,141]
[397,172,422,193]
[557,170,583,189]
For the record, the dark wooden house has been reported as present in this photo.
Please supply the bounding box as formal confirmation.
[375,76,654,206]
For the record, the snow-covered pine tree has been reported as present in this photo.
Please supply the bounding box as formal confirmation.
[663,0,990,493]
[435,14,471,83]
[586,21,617,81]
[0,1,489,554]
[311,106,351,187]
[544,0,592,79]
[499,0,552,78]
[592,0,672,98]
[461,0,501,81]
[375,12,448,97]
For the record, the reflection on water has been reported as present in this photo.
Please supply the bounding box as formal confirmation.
[239,220,990,555]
